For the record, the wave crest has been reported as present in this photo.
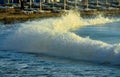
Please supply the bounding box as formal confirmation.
[1,11,120,65]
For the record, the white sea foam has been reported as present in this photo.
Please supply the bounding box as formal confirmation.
[1,11,120,65]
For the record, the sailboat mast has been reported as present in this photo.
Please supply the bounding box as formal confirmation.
[40,0,42,10]
[64,0,66,10]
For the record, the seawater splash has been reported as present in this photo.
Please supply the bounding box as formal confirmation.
[1,11,120,65]
[53,11,120,32]
[87,15,120,26]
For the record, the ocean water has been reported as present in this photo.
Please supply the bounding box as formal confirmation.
[0,11,120,77]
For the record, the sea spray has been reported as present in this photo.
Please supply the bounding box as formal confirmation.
[87,15,112,25]
[1,11,120,65]
[52,11,120,32]
[52,11,87,32]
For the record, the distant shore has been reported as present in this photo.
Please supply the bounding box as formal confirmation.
[0,9,120,24]
[0,12,61,24]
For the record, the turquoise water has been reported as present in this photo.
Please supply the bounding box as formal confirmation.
[75,22,120,44]
[0,13,120,77]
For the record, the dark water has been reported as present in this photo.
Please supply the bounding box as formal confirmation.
[0,50,120,77]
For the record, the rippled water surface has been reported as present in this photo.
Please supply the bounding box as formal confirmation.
[0,50,120,77]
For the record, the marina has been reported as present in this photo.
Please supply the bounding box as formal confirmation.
[0,0,120,15]
[0,0,120,24]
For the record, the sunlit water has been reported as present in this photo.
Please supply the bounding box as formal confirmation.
[0,11,120,77]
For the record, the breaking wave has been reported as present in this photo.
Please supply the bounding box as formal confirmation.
[1,11,120,65]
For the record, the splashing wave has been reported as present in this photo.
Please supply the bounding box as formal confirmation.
[1,11,120,65]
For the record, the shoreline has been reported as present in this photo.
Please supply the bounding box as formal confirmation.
[0,12,61,24]
[0,9,120,24]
